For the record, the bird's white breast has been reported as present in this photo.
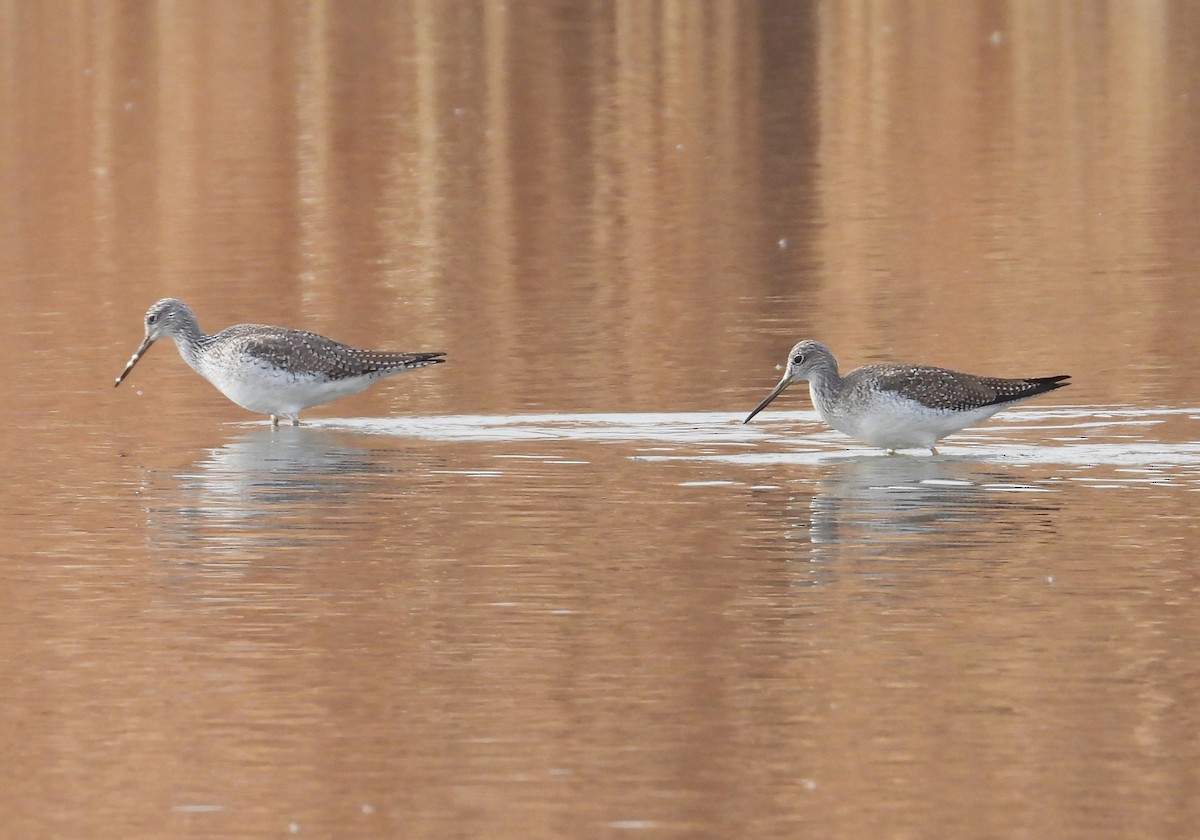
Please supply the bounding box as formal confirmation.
[191,350,376,415]
[810,383,1008,449]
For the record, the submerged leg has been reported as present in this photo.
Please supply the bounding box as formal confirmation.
[930,446,939,455]
[271,414,280,427]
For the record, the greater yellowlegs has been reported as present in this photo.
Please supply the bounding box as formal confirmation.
[744,339,1070,454]
[115,298,445,425]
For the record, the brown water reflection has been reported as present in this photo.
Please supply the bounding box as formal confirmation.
[3,2,1200,838]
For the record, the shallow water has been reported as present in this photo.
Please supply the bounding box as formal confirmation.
[3,2,1200,838]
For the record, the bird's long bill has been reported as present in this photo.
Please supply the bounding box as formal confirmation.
[114,336,155,387]
[744,376,792,424]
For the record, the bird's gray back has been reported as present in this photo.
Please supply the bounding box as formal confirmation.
[846,363,1062,411]
[211,325,441,380]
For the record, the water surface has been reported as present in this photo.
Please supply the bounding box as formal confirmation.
[2,2,1200,838]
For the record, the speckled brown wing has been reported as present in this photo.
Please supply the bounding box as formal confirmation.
[228,325,445,380]
[851,364,1070,411]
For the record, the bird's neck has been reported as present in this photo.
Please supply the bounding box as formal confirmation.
[171,320,208,368]
[807,365,843,411]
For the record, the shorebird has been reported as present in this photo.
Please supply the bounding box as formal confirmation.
[115,298,445,425]
[744,339,1069,454]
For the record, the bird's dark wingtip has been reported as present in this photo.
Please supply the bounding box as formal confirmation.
[1025,374,1072,398]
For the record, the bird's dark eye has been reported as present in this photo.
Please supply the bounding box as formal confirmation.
[792,354,804,365]
[147,313,158,325]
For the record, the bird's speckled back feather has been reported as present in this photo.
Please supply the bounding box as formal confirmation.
[207,325,446,380]
[850,364,1070,412]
